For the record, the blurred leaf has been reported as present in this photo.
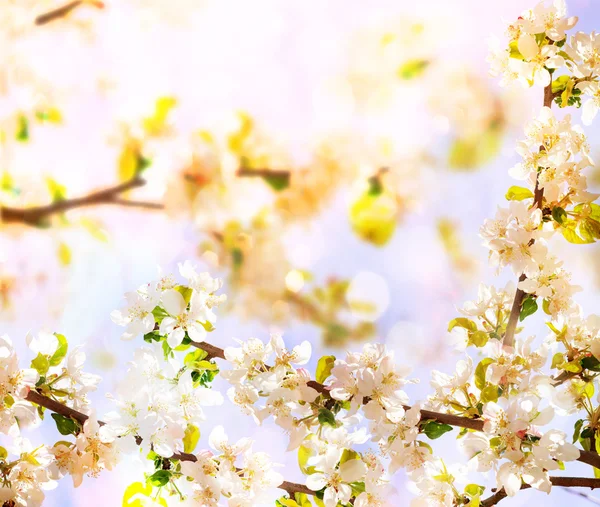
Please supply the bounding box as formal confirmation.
[35,107,63,124]
[57,242,72,266]
[349,192,397,246]
[16,115,29,142]
[143,96,177,136]
[448,124,503,171]
[80,218,109,242]
[397,59,430,80]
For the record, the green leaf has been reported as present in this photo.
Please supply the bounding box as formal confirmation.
[474,358,495,391]
[31,353,50,376]
[519,296,538,322]
[317,408,337,427]
[505,186,534,201]
[315,355,335,384]
[182,424,200,454]
[51,413,80,436]
[422,421,453,440]
[147,470,171,487]
[582,356,600,371]
[552,206,567,225]
[49,333,68,367]
[397,59,430,79]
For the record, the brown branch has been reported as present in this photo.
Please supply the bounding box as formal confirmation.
[35,1,104,26]
[0,178,164,226]
[236,167,291,179]
[481,477,600,507]
[503,83,553,348]
[24,387,311,497]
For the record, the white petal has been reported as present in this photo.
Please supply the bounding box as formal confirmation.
[162,289,187,316]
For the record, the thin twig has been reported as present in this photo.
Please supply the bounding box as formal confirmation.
[503,83,553,348]
[0,178,163,226]
[35,1,104,26]
[481,477,600,507]
[236,167,291,179]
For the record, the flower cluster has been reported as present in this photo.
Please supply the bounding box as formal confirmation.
[179,426,283,507]
[0,439,57,507]
[104,343,223,457]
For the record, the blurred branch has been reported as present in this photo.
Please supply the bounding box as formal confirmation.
[35,0,104,26]
[236,167,291,179]
[1,177,164,227]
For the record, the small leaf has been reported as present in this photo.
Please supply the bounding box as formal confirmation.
[49,333,68,367]
[51,413,80,436]
[422,421,453,440]
[57,242,72,266]
[46,177,67,203]
[397,59,430,79]
[317,408,337,427]
[182,424,200,454]
[505,186,534,201]
[315,355,335,384]
[474,358,495,391]
[264,173,291,191]
[147,470,171,487]
[16,115,29,142]
[448,318,477,333]
[519,296,538,322]
[31,353,49,375]
[552,206,567,225]
[123,482,152,507]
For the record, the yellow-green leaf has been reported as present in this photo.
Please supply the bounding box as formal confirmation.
[183,424,200,454]
[57,242,72,266]
[315,355,335,384]
[506,186,534,201]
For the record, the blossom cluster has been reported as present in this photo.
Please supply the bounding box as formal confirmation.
[0,331,107,505]
[178,425,283,507]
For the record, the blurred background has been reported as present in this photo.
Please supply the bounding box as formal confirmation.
[2,0,600,505]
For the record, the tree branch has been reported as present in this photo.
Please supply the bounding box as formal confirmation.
[1,178,163,226]
[35,1,104,26]
[481,477,600,507]
[236,167,291,179]
[24,387,311,497]
[502,83,553,348]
